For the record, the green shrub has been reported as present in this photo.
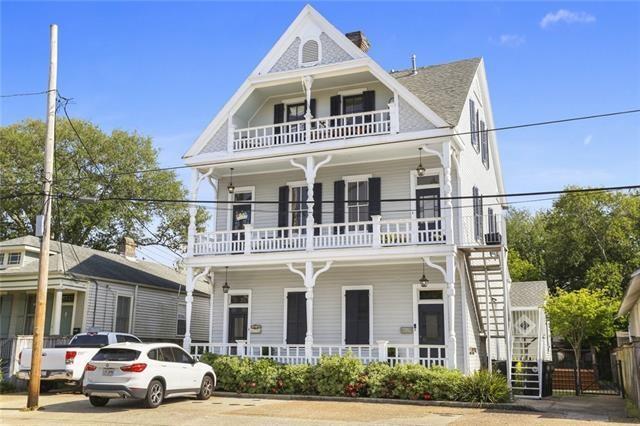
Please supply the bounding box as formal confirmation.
[380,364,464,401]
[363,362,392,398]
[277,363,313,395]
[458,370,510,403]
[312,354,364,396]
[245,358,279,394]
[206,354,252,392]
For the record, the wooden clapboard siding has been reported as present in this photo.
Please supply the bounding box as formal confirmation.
[210,263,467,365]
[216,156,458,232]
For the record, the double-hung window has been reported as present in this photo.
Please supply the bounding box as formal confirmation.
[481,123,490,169]
[469,99,479,151]
[346,178,369,224]
[290,185,308,228]
[7,252,21,266]
[177,303,186,336]
[114,295,132,333]
[286,103,306,122]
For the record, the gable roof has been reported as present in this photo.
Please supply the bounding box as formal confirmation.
[391,57,482,126]
[0,236,197,294]
[510,281,549,308]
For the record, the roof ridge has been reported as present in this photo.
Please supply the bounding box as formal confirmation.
[389,56,482,75]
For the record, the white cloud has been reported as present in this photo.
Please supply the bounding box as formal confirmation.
[540,9,596,29]
[492,34,526,47]
[583,134,593,145]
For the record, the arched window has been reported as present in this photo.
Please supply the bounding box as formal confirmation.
[300,39,319,65]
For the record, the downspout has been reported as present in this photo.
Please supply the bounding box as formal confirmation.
[91,280,99,327]
[131,285,139,334]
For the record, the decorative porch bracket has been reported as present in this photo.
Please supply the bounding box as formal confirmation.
[287,260,333,361]
[290,155,332,251]
[183,266,211,350]
[424,255,457,369]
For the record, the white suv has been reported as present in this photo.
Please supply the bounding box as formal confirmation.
[83,343,215,408]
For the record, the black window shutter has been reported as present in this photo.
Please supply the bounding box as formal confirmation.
[368,177,381,218]
[330,96,341,116]
[313,183,322,236]
[278,185,289,228]
[307,99,317,118]
[274,103,285,135]
[362,90,376,112]
[333,180,345,223]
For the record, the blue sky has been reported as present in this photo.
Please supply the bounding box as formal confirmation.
[2,2,639,262]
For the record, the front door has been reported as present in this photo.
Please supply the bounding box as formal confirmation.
[60,305,73,336]
[286,291,307,345]
[418,303,445,359]
[232,202,252,251]
[0,295,13,337]
[344,289,370,345]
[416,188,441,242]
[228,308,248,343]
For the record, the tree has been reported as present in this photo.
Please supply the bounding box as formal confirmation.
[544,289,619,394]
[506,208,545,282]
[0,119,208,253]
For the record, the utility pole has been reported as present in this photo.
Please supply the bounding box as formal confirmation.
[26,23,58,410]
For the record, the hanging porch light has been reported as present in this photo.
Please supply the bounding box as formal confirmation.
[419,262,429,288]
[416,147,426,177]
[222,266,230,293]
[227,168,235,194]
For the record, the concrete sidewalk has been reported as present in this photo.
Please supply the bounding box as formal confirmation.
[517,395,633,423]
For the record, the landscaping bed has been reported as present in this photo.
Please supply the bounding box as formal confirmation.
[201,353,511,404]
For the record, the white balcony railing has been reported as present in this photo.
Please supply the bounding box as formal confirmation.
[232,109,391,152]
[193,217,445,256]
[190,341,447,368]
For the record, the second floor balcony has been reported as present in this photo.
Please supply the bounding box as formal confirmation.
[233,109,392,152]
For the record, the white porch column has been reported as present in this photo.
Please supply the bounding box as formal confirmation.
[208,271,215,351]
[290,155,332,251]
[302,76,313,143]
[288,261,332,361]
[50,288,63,335]
[445,254,457,369]
[442,142,455,244]
[183,266,194,350]
[424,255,457,369]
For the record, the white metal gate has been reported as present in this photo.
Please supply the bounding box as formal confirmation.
[511,308,543,398]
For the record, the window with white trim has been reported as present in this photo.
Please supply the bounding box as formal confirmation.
[7,252,21,266]
[114,295,132,333]
[346,179,369,223]
[290,185,308,228]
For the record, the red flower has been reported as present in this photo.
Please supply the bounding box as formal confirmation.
[423,392,432,400]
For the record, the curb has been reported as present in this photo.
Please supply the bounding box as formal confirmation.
[212,391,540,412]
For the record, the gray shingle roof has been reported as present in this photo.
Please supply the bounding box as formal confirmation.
[510,281,549,308]
[391,57,481,126]
[0,235,194,294]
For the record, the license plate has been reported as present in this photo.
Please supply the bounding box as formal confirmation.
[41,371,48,378]
[102,369,114,376]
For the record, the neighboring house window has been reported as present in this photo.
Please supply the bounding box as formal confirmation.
[472,186,483,242]
[0,253,4,266]
[24,294,36,334]
[290,185,308,228]
[7,252,21,265]
[114,295,132,333]
[481,123,490,169]
[343,94,365,114]
[469,99,479,151]
[346,178,369,223]
[177,303,186,336]
[300,39,319,65]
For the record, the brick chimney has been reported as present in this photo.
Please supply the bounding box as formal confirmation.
[119,236,137,261]
[346,31,370,53]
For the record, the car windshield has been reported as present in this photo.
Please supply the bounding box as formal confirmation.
[68,334,109,347]
[92,348,141,362]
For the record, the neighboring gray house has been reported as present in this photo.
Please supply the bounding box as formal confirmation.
[0,236,210,344]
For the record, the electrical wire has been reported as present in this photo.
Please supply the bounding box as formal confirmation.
[0,89,55,98]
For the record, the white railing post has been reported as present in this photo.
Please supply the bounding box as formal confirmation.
[410,211,419,244]
[243,224,253,254]
[372,215,382,248]
[236,340,246,358]
[388,101,399,134]
[377,340,389,362]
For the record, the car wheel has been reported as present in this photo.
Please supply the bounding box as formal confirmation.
[197,375,214,400]
[89,396,109,407]
[144,379,164,409]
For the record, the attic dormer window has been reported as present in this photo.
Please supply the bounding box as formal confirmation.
[300,39,320,66]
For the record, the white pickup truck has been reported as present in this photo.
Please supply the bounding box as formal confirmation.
[17,332,142,390]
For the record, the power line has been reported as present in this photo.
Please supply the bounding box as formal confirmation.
[1,89,55,98]
[2,107,639,189]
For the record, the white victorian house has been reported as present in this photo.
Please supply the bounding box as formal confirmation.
[180,5,516,381]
